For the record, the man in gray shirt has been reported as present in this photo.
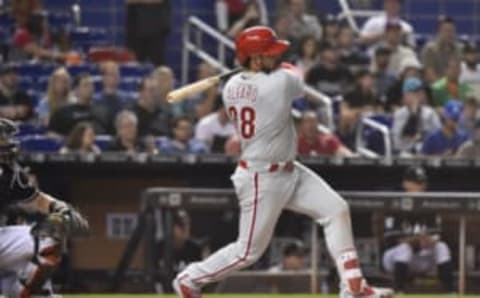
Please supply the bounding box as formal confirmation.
[392,77,441,154]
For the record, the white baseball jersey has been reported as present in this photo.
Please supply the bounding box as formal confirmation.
[222,69,304,163]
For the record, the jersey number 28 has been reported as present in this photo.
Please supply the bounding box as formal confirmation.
[228,106,256,139]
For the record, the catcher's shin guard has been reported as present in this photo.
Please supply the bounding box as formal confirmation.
[17,237,62,297]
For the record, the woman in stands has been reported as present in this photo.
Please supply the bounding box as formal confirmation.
[294,35,319,78]
[36,67,74,125]
[59,122,101,154]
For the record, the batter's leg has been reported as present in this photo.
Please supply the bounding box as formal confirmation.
[286,162,393,297]
[175,168,296,291]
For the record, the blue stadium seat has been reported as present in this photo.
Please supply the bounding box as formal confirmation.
[120,63,154,77]
[20,135,63,152]
[95,135,113,150]
[70,27,109,52]
[17,63,56,78]
[17,77,35,91]
[17,123,47,137]
[48,12,73,32]
[119,77,141,92]
[67,63,98,77]
[362,114,393,155]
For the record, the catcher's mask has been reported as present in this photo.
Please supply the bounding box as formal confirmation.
[0,118,19,164]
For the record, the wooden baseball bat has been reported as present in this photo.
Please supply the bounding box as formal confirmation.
[167,68,242,103]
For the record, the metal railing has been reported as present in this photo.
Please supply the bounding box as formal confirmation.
[356,117,393,162]
[182,16,335,131]
[337,0,382,32]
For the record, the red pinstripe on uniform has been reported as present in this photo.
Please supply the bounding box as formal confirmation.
[192,173,259,283]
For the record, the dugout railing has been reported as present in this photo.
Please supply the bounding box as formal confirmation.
[110,188,480,294]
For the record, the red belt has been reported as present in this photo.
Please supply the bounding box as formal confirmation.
[239,160,294,172]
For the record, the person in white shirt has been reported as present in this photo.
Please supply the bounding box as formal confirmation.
[382,20,418,77]
[459,44,480,97]
[194,102,236,152]
[360,0,415,48]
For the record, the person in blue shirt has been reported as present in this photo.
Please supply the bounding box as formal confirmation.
[159,117,209,154]
[422,99,469,156]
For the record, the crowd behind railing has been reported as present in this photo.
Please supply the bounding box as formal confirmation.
[1,0,480,159]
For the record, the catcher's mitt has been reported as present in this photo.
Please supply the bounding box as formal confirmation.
[32,206,89,240]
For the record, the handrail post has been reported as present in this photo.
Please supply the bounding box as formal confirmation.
[181,19,191,85]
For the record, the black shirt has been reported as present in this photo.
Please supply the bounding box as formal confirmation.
[48,104,96,135]
[306,63,354,97]
[0,163,38,213]
[107,137,146,152]
[131,102,171,137]
[157,239,202,292]
[0,89,33,121]
[93,92,131,134]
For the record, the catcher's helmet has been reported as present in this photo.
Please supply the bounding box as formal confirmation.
[235,26,290,65]
[0,118,19,163]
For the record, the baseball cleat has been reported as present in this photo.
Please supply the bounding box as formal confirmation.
[340,284,394,298]
[172,277,202,298]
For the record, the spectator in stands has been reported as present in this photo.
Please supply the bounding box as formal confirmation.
[36,67,74,125]
[422,100,469,156]
[156,209,203,293]
[49,73,96,136]
[360,0,415,48]
[385,58,433,112]
[131,76,171,137]
[195,102,236,153]
[431,58,471,107]
[392,78,441,155]
[0,63,33,121]
[215,0,268,33]
[159,117,208,154]
[273,13,296,59]
[343,69,379,110]
[457,120,480,158]
[183,63,220,120]
[421,16,462,82]
[305,42,353,97]
[227,1,265,38]
[321,15,340,47]
[269,241,308,272]
[381,19,418,77]
[459,44,480,96]
[297,111,352,157]
[93,61,131,134]
[459,98,478,137]
[335,100,361,150]
[12,0,42,27]
[126,0,171,65]
[59,122,101,155]
[372,46,396,101]
[151,65,183,118]
[293,35,319,77]
[402,166,428,192]
[11,11,65,62]
[337,25,369,69]
[285,0,322,42]
[108,110,146,153]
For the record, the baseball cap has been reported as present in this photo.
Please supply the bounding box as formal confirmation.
[402,77,423,93]
[403,166,428,184]
[443,99,463,121]
[283,241,307,257]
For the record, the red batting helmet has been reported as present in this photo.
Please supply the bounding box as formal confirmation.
[235,26,290,65]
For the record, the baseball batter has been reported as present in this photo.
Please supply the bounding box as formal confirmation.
[173,26,394,298]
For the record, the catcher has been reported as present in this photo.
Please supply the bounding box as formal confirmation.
[0,118,89,297]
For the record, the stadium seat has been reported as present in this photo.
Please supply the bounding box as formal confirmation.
[120,63,155,77]
[20,135,63,152]
[17,123,47,137]
[70,27,109,52]
[48,12,73,32]
[67,63,98,77]
[95,135,113,150]
[362,114,393,155]
[17,63,56,78]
